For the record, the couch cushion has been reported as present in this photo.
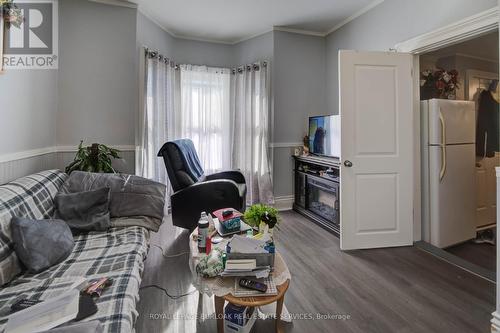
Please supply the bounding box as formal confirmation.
[0,170,67,286]
[55,187,111,232]
[11,218,75,273]
[0,226,149,333]
[58,172,166,231]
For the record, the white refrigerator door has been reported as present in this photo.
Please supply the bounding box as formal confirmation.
[428,99,476,145]
[429,144,476,248]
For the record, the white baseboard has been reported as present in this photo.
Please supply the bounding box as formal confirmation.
[274,195,294,211]
[491,312,500,332]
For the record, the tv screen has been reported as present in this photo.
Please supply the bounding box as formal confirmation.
[308,115,340,158]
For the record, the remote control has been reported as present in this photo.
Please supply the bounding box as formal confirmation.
[11,298,42,313]
[239,278,268,293]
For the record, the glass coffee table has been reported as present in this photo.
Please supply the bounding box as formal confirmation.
[188,228,291,333]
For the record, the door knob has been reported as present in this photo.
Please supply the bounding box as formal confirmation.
[344,160,353,168]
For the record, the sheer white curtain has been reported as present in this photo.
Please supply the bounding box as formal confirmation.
[179,65,231,175]
[137,53,180,185]
[230,63,274,205]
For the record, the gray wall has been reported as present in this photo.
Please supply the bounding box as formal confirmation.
[137,12,176,58]
[326,0,498,114]
[0,70,58,155]
[273,31,327,197]
[57,0,137,147]
[174,38,235,67]
[233,32,274,66]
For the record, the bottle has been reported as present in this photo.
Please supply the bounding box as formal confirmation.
[198,212,209,251]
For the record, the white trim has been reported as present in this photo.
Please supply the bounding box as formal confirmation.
[270,142,302,148]
[274,195,294,211]
[137,1,387,45]
[138,8,179,38]
[273,26,325,37]
[0,145,136,164]
[326,0,385,35]
[56,145,136,153]
[454,52,498,64]
[496,167,500,178]
[172,34,235,46]
[0,147,57,164]
[395,7,499,54]
[231,29,274,45]
[88,0,137,9]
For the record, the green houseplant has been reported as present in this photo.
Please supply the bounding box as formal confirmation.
[1,0,24,29]
[243,204,280,232]
[65,141,121,174]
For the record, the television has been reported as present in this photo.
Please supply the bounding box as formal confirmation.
[308,115,340,158]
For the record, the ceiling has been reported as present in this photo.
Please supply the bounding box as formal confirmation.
[424,31,499,63]
[130,0,383,44]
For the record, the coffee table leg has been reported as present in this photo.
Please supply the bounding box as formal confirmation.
[214,296,225,333]
[275,295,284,333]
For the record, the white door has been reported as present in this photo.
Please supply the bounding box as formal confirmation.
[339,50,414,250]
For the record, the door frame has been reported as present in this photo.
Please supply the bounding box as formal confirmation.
[395,6,500,332]
[394,6,499,242]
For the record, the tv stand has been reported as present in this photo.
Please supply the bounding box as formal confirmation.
[292,155,340,236]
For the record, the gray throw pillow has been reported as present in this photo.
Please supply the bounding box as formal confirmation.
[55,187,111,232]
[11,218,75,273]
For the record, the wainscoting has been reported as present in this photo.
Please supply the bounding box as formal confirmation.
[0,152,58,185]
[0,146,136,185]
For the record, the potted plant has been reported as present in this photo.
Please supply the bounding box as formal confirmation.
[65,141,122,174]
[243,204,280,236]
[1,1,24,28]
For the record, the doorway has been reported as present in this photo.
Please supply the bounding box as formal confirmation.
[417,30,499,280]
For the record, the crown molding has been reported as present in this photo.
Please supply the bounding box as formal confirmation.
[88,0,137,9]
[273,26,325,37]
[426,51,499,64]
[395,7,499,54]
[231,29,274,45]
[137,1,386,45]
[138,8,178,38]
[326,0,385,35]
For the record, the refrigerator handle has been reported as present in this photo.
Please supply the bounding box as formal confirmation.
[439,110,446,182]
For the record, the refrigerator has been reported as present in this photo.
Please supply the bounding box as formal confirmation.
[421,99,476,248]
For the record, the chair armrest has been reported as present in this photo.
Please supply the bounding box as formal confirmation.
[170,179,244,229]
[205,170,246,184]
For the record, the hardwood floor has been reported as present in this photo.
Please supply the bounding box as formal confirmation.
[446,240,496,273]
[136,211,495,333]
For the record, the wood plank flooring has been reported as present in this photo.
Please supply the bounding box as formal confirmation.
[136,211,495,333]
[446,241,496,273]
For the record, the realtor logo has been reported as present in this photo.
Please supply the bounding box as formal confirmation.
[2,0,58,69]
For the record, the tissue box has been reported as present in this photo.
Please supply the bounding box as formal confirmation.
[213,208,242,232]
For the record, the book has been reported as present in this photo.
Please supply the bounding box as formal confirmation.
[233,277,278,297]
[5,289,80,333]
[225,259,256,271]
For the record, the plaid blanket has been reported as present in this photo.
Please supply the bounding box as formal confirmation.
[0,170,67,286]
[0,170,151,333]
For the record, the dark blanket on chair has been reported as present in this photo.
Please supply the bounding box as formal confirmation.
[171,139,204,181]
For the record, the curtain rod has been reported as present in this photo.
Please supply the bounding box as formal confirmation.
[231,61,267,74]
[144,47,179,70]
[144,46,268,73]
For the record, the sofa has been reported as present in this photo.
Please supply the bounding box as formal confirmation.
[0,170,158,332]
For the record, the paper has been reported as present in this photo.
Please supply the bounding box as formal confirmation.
[5,289,79,333]
[229,235,268,254]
